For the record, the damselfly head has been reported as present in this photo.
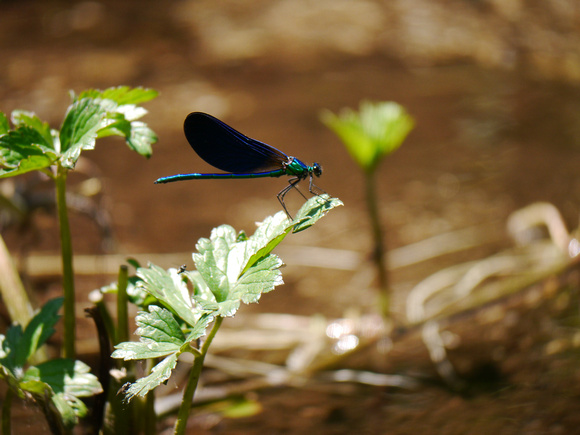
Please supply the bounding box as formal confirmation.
[312,163,322,177]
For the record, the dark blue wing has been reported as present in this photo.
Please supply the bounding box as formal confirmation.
[183,112,289,173]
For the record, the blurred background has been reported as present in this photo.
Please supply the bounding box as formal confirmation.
[2,0,580,433]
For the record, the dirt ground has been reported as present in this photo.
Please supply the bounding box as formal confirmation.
[2,1,580,433]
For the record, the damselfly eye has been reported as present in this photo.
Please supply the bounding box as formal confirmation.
[312,163,322,177]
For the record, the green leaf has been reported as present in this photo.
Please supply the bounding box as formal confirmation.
[122,353,178,401]
[1,87,158,174]
[15,297,63,368]
[185,270,220,311]
[113,192,342,401]
[95,112,131,138]
[241,211,292,274]
[0,126,57,177]
[112,341,181,360]
[17,378,52,396]
[0,325,23,374]
[112,305,185,360]
[16,377,77,429]
[97,115,156,158]
[11,110,55,148]
[126,121,156,157]
[0,300,90,428]
[0,299,63,373]
[194,225,239,303]
[194,254,283,317]
[77,86,159,106]
[191,224,287,316]
[23,358,102,397]
[239,195,343,273]
[22,359,101,428]
[291,194,344,233]
[137,265,210,327]
[76,86,158,157]
[233,255,283,304]
[116,104,148,122]
[189,196,342,316]
[321,101,414,172]
[112,305,213,401]
[52,393,87,426]
[59,98,111,167]
[0,112,9,135]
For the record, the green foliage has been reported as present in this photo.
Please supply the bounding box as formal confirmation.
[321,101,414,316]
[112,194,342,401]
[0,86,158,430]
[0,298,102,429]
[0,86,158,177]
[321,100,414,173]
[0,112,9,135]
[111,304,210,401]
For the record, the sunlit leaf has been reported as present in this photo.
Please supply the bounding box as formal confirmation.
[67,87,158,159]
[191,254,284,318]
[112,306,185,360]
[233,255,283,304]
[59,98,111,167]
[0,126,56,177]
[137,265,206,328]
[112,341,180,361]
[292,194,343,233]
[23,358,102,397]
[194,225,239,303]
[77,86,159,106]
[114,194,341,401]
[22,359,101,428]
[52,393,87,425]
[112,304,214,401]
[321,101,414,172]
[97,115,156,158]
[0,112,9,135]
[96,113,131,138]
[122,353,178,401]
[135,304,186,345]
[126,121,156,157]
[11,110,56,149]
[241,211,292,274]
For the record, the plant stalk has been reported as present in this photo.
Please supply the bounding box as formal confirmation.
[1,388,12,435]
[144,369,156,435]
[116,265,129,345]
[174,316,223,435]
[364,169,390,316]
[55,166,75,359]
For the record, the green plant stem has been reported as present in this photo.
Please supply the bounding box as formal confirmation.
[90,290,116,348]
[174,316,223,435]
[1,388,12,435]
[116,265,129,345]
[144,366,156,435]
[55,165,75,359]
[364,169,390,316]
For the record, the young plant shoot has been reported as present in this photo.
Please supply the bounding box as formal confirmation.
[321,101,414,316]
[112,194,342,435]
